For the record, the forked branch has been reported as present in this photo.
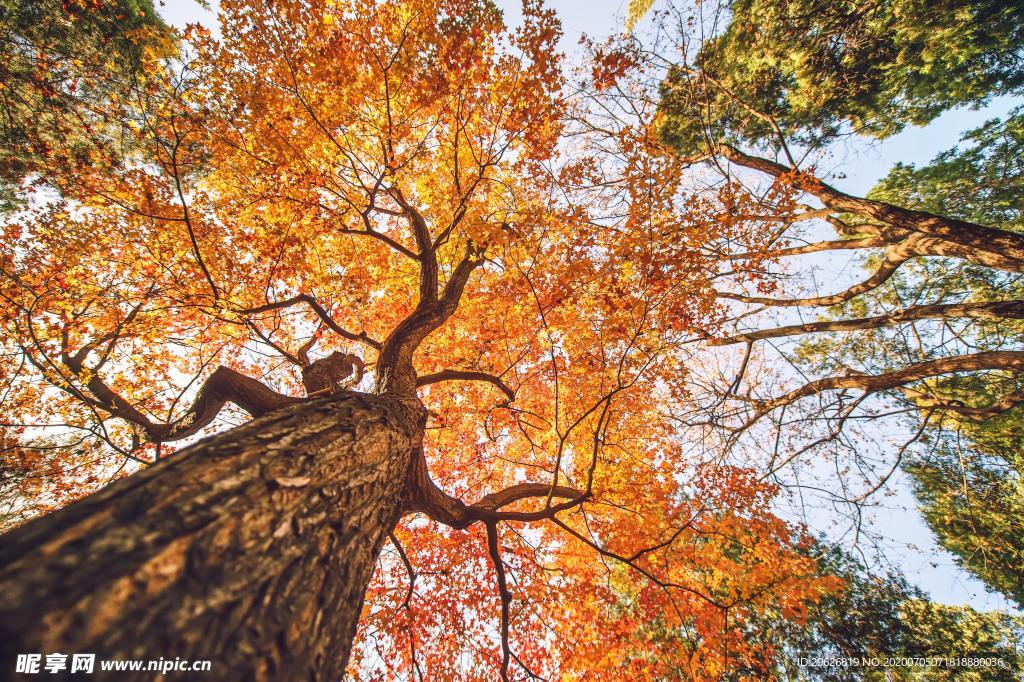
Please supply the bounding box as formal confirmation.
[402,446,584,529]
[717,144,1024,269]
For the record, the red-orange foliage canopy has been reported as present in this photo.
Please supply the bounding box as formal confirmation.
[0,0,838,678]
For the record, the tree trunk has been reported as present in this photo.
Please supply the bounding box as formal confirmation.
[0,392,423,681]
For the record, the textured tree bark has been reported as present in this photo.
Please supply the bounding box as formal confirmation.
[0,392,424,682]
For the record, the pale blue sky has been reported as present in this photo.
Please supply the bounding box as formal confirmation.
[156,0,1019,611]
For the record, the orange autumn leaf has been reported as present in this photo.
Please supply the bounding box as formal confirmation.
[0,1,837,679]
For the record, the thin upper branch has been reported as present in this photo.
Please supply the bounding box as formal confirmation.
[750,350,1024,416]
[402,445,584,529]
[726,236,887,260]
[237,294,381,350]
[486,523,513,682]
[416,369,515,402]
[717,253,905,307]
[711,300,1024,345]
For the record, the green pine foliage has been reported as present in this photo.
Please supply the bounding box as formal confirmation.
[760,545,1024,681]
[0,0,174,212]
[657,0,1024,154]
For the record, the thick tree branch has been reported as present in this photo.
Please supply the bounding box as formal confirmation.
[716,223,1017,308]
[474,483,576,511]
[717,145,1024,270]
[389,186,438,303]
[148,367,301,442]
[62,348,298,443]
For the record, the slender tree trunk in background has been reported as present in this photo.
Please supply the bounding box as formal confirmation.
[0,393,424,681]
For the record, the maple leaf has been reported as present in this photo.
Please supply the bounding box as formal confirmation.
[0,1,839,679]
